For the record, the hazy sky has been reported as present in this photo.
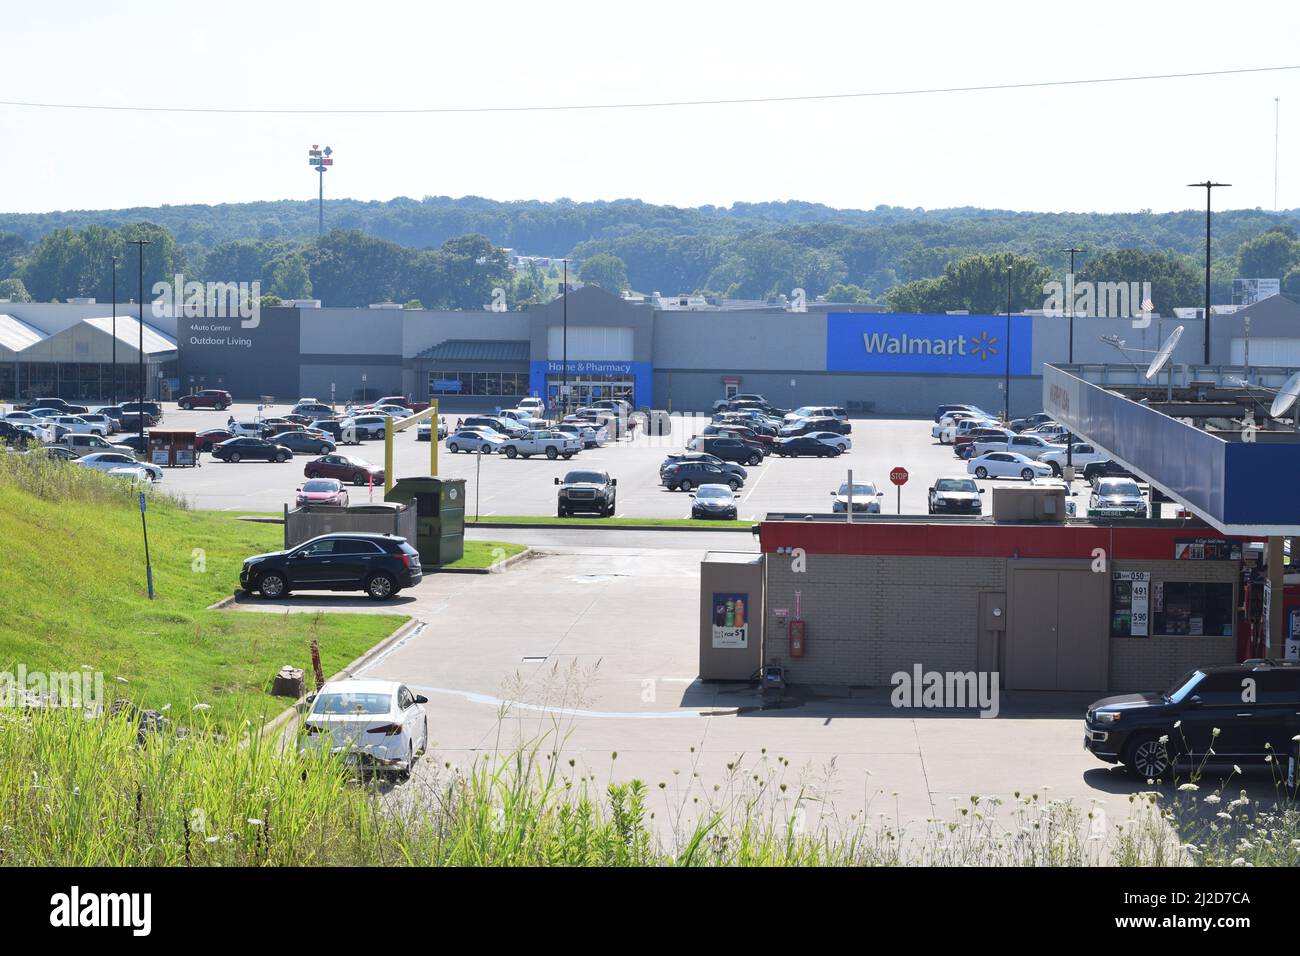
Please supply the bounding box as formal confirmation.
[1,0,1297,216]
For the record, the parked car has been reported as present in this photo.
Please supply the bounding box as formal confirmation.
[2,410,42,425]
[704,423,773,447]
[295,478,349,508]
[500,408,547,429]
[660,453,747,485]
[59,433,135,456]
[500,429,581,460]
[309,419,359,444]
[115,434,149,457]
[11,422,54,444]
[275,430,337,455]
[967,451,1052,481]
[211,437,292,463]
[969,433,1065,461]
[77,452,163,481]
[228,420,270,439]
[955,426,1012,458]
[178,389,233,410]
[349,415,392,440]
[555,470,617,516]
[931,411,983,439]
[240,532,421,601]
[22,397,88,415]
[561,416,611,444]
[1010,412,1054,432]
[42,445,81,461]
[806,431,852,453]
[938,417,1000,445]
[933,403,994,424]
[445,428,506,455]
[78,413,119,434]
[1083,459,1139,483]
[305,454,385,485]
[928,476,986,514]
[120,401,162,424]
[291,402,335,419]
[1083,662,1300,779]
[189,428,231,453]
[302,678,428,777]
[415,418,448,441]
[554,422,601,448]
[1088,477,1148,517]
[780,416,851,437]
[1037,443,1109,476]
[662,459,742,492]
[690,484,739,520]
[49,415,109,437]
[0,419,33,448]
[463,415,526,439]
[773,435,841,458]
[784,405,848,424]
[686,436,763,466]
[831,480,883,513]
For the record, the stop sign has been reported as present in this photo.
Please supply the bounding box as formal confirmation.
[889,466,909,486]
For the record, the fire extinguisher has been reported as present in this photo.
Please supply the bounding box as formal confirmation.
[789,590,806,658]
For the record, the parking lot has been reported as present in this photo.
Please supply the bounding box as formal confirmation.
[136,402,1112,519]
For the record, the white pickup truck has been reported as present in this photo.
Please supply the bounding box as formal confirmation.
[968,433,1066,461]
[59,433,135,456]
[1036,442,1109,476]
[499,429,582,460]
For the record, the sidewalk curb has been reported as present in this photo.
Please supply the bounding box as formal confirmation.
[258,615,425,741]
[433,546,534,574]
[466,521,754,533]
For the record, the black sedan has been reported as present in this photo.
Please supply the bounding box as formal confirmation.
[211,437,293,463]
[275,430,337,455]
[239,532,422,601]
[1084,662,1300,779]
[774,435,841,457]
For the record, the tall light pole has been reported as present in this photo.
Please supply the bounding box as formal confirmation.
[308,145,334,235]
[1275,98,1281,212]
[1187,181,1230,365]
[111,255,119,406]
[1004,266,1012,422]
[562,258,569,414]
[128,239,151,450]
[1063,246,1081,364]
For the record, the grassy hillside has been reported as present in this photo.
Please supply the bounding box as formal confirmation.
[0,461,403,727]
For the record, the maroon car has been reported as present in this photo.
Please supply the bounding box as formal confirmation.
[304,453,385,486]
[194,427,234,452]
[177,389,233,411]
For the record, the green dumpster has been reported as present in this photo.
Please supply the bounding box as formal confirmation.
[384,476,465,567]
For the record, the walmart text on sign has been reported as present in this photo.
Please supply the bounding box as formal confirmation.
[825,314,1034,376]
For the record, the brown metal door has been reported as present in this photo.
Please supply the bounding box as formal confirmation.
[1006,569,1060,689]
[1054,569,1108,691]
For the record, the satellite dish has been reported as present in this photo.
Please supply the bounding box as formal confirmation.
[1145,325,1184,380]
[1270,370,1300,418]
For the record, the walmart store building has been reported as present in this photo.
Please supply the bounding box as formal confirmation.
[7,283,1287,414]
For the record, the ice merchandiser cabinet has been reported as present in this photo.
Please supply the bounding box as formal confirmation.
[699,551,764,680]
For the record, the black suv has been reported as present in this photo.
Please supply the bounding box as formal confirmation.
[555,470,617,516]
[1084,661,1300,779]
[240,532,422,600]
[1083,459,1138,483]
[694,436,762,466]
[276,431,337,455]
[212,437,293,462]
[660,454,747,485]
[662,459,742,492]
[0,420,31,449]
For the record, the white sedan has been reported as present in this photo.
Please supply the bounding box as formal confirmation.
[301,678,429,778]
[78,452,163,481]
[967,451,1052,481]
[806,430,852,452]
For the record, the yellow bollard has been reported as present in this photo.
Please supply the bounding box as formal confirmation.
[429,398,439,476]
[384,415,394,495]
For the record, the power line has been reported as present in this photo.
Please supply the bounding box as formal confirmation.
[0,64,1296,116]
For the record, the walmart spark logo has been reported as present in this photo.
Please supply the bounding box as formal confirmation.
[970,330,998,361]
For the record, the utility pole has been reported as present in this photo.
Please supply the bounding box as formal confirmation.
[562,258,569,416]
[111,255,119,406]
[1063,247,1081,364]
[308,145,334,235]
[1275,98,1281,212]
[1187,181,1230,366]
[1004,266,1012,422]
[129,239,151,451]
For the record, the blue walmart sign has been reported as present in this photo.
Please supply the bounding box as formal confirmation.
[826,313,1033,376]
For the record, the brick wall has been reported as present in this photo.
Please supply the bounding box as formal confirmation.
[765,554,1003,685]
[1108,559,1240,691]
